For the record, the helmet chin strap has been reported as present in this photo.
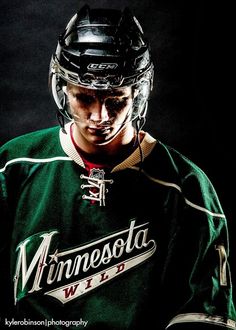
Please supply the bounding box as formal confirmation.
[134,102,148,167]
[57,112,67,134]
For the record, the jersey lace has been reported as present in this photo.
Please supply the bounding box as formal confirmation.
[80,169,113,206]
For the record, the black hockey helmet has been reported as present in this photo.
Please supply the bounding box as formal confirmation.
[49,4,154,122]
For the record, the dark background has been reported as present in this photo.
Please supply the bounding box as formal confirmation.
[0,0,235,285]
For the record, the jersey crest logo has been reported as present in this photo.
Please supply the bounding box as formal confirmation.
[13,220,157,304]
[90,168,105,180]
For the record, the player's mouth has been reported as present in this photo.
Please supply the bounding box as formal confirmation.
[87,126,112,136]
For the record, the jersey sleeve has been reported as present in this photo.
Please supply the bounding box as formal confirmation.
[164,167,236,329]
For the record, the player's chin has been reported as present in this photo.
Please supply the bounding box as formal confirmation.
[86,130,114,145]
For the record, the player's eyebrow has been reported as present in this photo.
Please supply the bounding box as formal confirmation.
[105,90,128,97]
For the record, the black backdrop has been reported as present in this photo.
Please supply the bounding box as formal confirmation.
[0,0,235,287]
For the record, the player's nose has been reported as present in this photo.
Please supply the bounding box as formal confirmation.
[90,100,110,123]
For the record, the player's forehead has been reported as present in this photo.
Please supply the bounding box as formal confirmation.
[67,83,132,97]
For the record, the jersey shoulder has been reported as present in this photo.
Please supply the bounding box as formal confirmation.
[146,140,223,215]
[147,140,207,182]
[0,126,63,164]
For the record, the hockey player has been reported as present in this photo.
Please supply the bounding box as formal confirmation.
[0,5,235,330]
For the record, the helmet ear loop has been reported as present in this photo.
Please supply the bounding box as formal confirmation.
[57,88,71,134]
[133,86,148,147]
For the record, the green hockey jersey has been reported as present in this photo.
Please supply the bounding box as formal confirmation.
[0,122,235,329]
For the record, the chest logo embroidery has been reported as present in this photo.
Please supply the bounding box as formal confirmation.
[14,220,156,304]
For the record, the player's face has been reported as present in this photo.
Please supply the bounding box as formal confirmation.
[67,84,134,145]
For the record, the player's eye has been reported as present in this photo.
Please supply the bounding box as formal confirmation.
[104,97,129,112]
[74,93,95,106]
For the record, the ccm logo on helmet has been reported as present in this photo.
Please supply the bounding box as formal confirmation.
[87,63,118,71]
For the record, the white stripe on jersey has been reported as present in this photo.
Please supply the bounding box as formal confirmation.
[184,199,226,218]
[0,156,72,173]
[166,313,236,329]
[130,166,226,219]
